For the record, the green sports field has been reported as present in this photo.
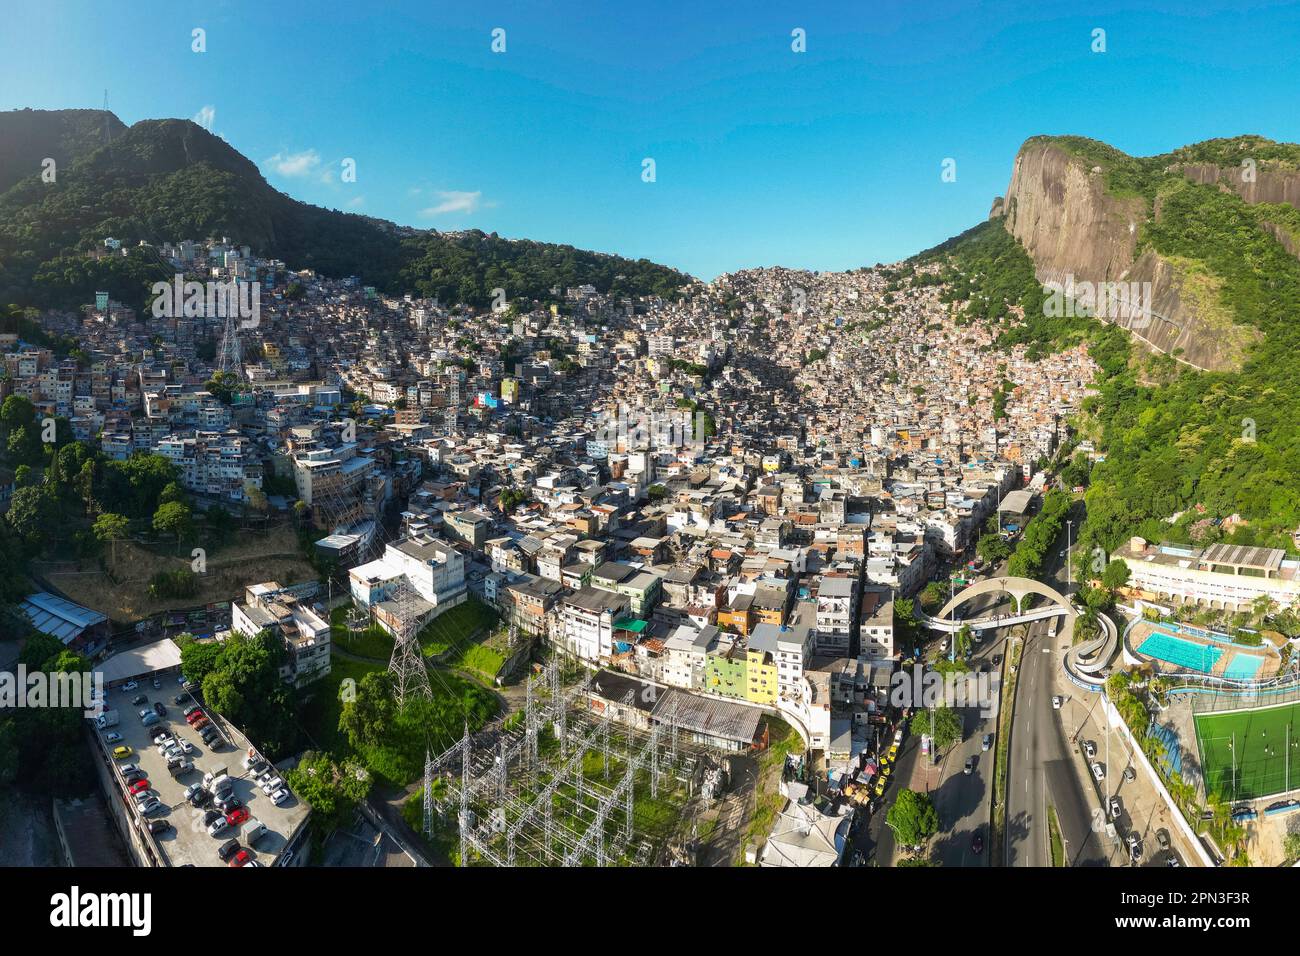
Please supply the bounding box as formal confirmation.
[1195,702,1300,801]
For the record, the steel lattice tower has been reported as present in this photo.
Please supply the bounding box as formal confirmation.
[387,582,432,705]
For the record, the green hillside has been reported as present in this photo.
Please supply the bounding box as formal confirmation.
[0,110,691,310]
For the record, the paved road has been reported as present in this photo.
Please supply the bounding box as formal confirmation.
[929,636,1003,866]
[1004,502,1109,866]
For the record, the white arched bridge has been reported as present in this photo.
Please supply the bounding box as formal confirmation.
[917,575,1078,639]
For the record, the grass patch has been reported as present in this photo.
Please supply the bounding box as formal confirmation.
[418,599,499,658]
[1194,700,1300,801]
[742,717,805,862]
[1048,805,1065,867]
[991,630,1024,861]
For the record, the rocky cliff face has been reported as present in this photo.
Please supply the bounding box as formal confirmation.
[997,140,1265,372]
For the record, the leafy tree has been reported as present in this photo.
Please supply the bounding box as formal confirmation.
[285,751,372,831]
[340,671,399,752]
[887,789,939,847]
[152,500,193,546]
[6,484,57,548]
[92,511,129,566]
[910,705,964,752]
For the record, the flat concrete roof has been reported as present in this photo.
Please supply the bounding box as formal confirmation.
[91,681,310,867]
[96,639,184,686]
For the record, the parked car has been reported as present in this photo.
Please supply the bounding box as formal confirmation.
[153,702,166,717]
[1052,696,1063,710]
[1156,828,1171,850]
[173,694,188,706]
[179,739,195,755]
[981,734,992,752]
[963,756,975,775]
[215,795,243,814]
[226,806,250,826]
[130,694,147,706]
[152,677,161,689]
[229,849,251,868]
[186,710,205,724]
[185,782,205,801]
[124,770,147,785]
[208,818,231,837]
[112,746,133,760]
[1166,853,1182,867]
[202,809,222,827]
[1109,796,1122,819]
[141,712,160,728]
[270,788,291,806]
[122,681,138,691]
[137,796,161,814]
[104,732,123,744]
[970,830,984,854]
[216,838,241,862]
[991,654,1002,666]
[1090,762,1105,780]
[1123,766,1136,782]
[118,762,139,775]
[129,779,151,795]
[147,818,173,836]
[1083,741,1096,760]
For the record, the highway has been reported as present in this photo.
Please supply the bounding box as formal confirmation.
[1004,505,1109,866]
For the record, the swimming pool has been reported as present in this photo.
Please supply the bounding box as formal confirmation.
[1137,630,1222,674]
[1222,653,1266,680]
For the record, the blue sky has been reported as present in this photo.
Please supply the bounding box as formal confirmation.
[4,0,1300,279]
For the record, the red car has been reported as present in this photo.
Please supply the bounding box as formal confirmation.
[192,717,210,731]
[229,849,251,867]
[129,779,151,795]
[226,806,249,826]
[186,710,205,724]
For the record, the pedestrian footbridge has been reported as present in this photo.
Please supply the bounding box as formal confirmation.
[917,575,1078,639]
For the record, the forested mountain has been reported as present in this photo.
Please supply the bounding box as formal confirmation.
[907,134,1300,562]
[0,109,691,310]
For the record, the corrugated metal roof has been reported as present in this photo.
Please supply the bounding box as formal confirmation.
[20,592,107,644]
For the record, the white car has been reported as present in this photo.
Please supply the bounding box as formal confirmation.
[1083,741,1097,759]
[1052,696,1063,710]
[208,818,231,837]
[270,788,290,806]
[118,762,139,775]
[105,732,123,744]
[179,739,195,755]
[122,680,138,691]
[1091,762,1105,780]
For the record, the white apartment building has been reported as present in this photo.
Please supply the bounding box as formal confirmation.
[560,586,630,662]
[155,431,261,502]
[230,583,332,687]
[814,576,857,656]
[349,533,468,631]
[1116,538,1300,614]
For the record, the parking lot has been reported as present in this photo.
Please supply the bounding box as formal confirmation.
[93,675,310,867]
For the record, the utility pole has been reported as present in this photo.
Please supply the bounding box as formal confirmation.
[1066,519,1074,594]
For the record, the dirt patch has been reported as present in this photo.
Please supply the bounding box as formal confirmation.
[39,525,316,623]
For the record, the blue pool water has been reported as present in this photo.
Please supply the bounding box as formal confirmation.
[1223,653,1265,680]
[1137,631,1222,674]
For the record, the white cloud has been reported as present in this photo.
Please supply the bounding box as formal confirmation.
[265,149,322,178]
[346,195,365,209]
[420,190,486,217]
[193,105,216,131]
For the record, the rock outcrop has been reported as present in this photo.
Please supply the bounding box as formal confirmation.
[998,139,1265,372]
